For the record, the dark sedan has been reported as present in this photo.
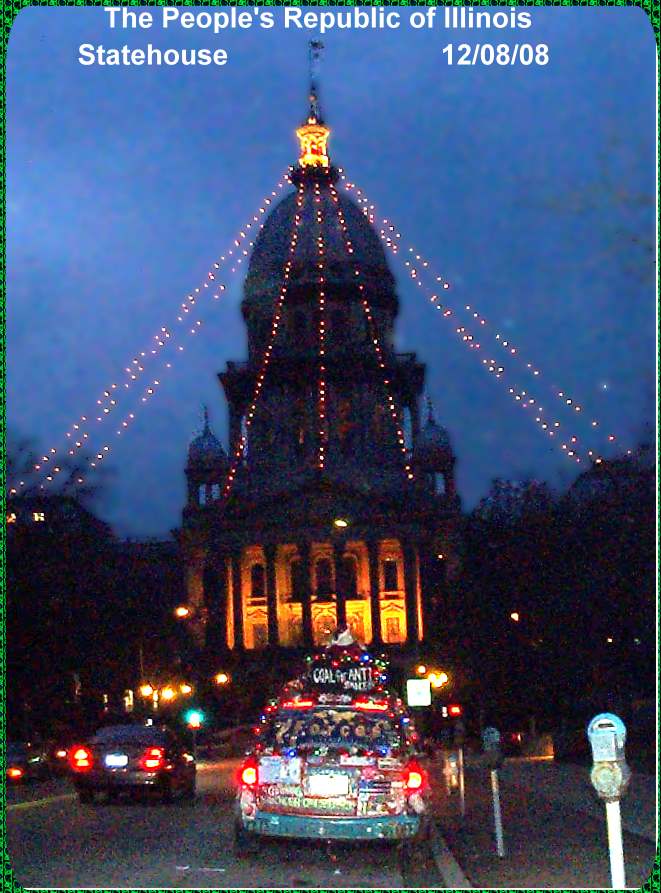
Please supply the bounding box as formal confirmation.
[68,723,196,804]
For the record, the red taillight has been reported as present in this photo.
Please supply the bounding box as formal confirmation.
[353,698,389,712]
[139,746,165,771]
[238,757,258,787]
[70,746,93,771]
[7,767,24,779]
[448,704,462,717]
[280,698,316,710]
[405,762,426,792]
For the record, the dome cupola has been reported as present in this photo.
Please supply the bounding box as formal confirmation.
[415,399,454,470]
[187,407,227,468]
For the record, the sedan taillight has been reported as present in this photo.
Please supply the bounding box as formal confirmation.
[7,767,24,779]
[70,746,93,771]
[139,746,166,771]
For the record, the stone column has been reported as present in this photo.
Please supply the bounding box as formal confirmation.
[231,549,244,651]
[367,539,382,646]
[297,541,314,648]
[403,541,419,644]
[264,544,279,647]
[333,541,347,629]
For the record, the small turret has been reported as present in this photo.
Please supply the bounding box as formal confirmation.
[186,407,228,507]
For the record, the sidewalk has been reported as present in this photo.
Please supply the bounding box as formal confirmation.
[427,757,657,888]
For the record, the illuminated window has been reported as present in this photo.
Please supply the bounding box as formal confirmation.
[7,513,17,524]
[250,564,265,600]
[383,559,398,592]
[211,484,220,500]
[315,558,333,600]
[198,485,207,506]
[33,512,45,523]
[342,555,358,598]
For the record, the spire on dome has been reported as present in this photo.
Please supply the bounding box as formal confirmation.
[296,41,331,169]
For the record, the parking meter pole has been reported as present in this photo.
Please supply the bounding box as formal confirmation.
[605,800,626,888]
[458,746,465,818]
[490,769,505,857]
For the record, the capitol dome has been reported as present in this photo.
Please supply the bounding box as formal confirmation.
[243,187,396,314]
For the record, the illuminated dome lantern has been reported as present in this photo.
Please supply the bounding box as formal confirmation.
[179,45,461,659]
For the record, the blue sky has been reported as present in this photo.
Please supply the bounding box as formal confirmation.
[7,7,656,537]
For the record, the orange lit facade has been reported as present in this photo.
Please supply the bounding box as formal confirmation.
[179,97,460,657]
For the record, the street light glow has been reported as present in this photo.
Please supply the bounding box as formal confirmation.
[416,664,427,676]
[180,683,193,694]
[333,518,349,529]
[161,687,176,701]
[428,670,449,688]
[174,605,191,618]
[214,672,230,685]
[510,611,520,622]
[139,684,154,698]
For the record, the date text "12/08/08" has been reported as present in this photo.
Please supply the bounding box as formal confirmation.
[442,44,550,66]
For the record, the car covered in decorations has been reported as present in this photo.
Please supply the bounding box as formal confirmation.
[234,630,429,852]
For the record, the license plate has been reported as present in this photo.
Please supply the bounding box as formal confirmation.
[105,753,128,768]
[307,774,349,798]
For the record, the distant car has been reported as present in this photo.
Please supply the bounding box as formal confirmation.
[6,741,51,783]
[68,723,196,804]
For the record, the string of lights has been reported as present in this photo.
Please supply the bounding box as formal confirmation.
[338,174,603,465]
[314,180,329,470]
[13,174,293,495]
[222,181,305,499]
[339,173,620,463]
[327,182,414,481]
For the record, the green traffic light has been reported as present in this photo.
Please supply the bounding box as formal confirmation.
[185,708,205,728]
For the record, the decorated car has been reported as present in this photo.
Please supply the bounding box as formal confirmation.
[234,629,429,852]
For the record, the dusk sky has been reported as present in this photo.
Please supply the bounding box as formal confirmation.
[7,7,656,538]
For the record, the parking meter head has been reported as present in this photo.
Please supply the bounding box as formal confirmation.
[590,761,631,802]
[482,726,503,768]
[587,713,626,763]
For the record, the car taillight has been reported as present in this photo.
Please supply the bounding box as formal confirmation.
[353,698,389,712]
[140,747,166,771]
[280,698,316,710]
[238,757,258,787]
[70,746,93,771]
[405,762,426,792]
[7,767,24,779]
[55,749,68,759]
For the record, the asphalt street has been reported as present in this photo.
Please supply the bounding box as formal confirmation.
[6,759,440,888]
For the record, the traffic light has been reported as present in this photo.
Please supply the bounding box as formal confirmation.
[448,703,463,717]
[184,708,205,729]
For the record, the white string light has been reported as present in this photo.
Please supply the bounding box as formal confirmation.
[328,183,414,481]
[338,173,600,465]
[339,173,624,463]
[314,180,329,470]
[15,174,293,495]
[222,181,305,499]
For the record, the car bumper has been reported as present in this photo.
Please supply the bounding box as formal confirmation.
[74,771,163,790]
[245,810,421,841]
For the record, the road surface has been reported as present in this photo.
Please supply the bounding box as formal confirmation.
[6,759,440,888]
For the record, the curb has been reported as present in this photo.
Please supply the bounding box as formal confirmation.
[428,822,472,888]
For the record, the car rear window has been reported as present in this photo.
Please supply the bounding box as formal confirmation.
[265,706,399,750]
[91,725,168,745]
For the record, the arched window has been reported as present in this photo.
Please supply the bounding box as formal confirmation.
[250,563,265,600]
[342,555,358,599]
[211,484,220,500]
[198,484,207,506]
[383,559,399,593]
[290,558,306,602]
[434,472,446,495]
[402,407,413,451]
[315,558,333,600]
[240,417,249,460]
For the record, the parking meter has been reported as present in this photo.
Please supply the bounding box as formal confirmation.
[482,726,503,769]
[587,713,631,802]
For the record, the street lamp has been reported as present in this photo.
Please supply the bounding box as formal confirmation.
[428,670,449,689]
[174,605,191,619]
[139,684,154,698]
[510,611,520,622]
[180,683,193,695]
[333,518,349,529]
[416,664,427,676]
[214,672,230,686]
[161,687,176,702]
